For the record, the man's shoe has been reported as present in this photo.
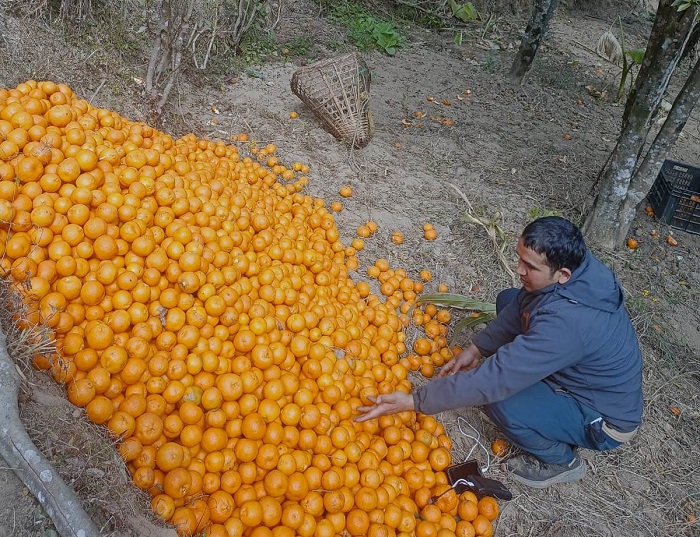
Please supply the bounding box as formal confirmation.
[503,452,585,489]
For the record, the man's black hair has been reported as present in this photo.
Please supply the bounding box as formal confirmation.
[521,216,586,273]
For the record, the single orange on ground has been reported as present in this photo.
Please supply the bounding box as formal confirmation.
[424,228,438,241]
[491,438,509,457]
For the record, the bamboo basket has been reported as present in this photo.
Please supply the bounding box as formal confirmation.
[290,53,374,148]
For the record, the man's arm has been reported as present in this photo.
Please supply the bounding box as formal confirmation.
[413,312,583,414]
[471,293,522,356]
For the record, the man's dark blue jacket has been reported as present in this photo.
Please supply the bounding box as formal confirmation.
[413,250,643,433]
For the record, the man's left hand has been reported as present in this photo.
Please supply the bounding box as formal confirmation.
[354,392,414,422]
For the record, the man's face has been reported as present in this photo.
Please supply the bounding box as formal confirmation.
[515,238,571,292]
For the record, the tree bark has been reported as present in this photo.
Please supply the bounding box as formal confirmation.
[508,0,561,84]
[622,57,700,216]
[582,0,698,248]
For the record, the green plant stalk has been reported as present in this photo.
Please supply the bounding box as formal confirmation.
[618,54,630,103]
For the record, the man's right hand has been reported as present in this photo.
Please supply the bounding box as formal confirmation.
[438,344,482,378]
[354,392,414,422]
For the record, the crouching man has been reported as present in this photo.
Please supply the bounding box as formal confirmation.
[356,216,643,488]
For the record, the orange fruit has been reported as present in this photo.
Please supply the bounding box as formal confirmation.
[491,438,509,457]
[477,496,499,522]
[163,467,192,499]
[455,520,476,537]
[457,499,478,522]
[346,508,370,536]
[471,514,493,537]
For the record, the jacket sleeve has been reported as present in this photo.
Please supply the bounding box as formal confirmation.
[471,294,522,356]
[413,309,583,414]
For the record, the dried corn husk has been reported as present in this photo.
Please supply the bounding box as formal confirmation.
[596,31,623,65]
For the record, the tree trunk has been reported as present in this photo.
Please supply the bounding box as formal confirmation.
[508,0,561,84]
[582,0,698,248]
[622,58,700,216]
[145,0,195,114]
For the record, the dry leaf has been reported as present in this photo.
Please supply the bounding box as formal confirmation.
[586,85,606,99]
[426,96,435,102]
[434,117,453,127]
[691,195,700,202]
[401,119,412,127]
[211,106,220,114]
[413,111,426,118]
[666,235,678,246]
[669,406,680,416]
[442,100,452,106]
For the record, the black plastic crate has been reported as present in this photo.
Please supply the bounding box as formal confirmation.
[647,159,700,235]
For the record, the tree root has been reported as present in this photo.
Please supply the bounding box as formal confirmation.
[0,326,100,537]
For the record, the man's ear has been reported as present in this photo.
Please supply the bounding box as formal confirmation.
[557,268,572,284]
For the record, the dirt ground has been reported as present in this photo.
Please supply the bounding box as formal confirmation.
[0,0,699,536]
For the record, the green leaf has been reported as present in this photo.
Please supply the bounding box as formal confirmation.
[449,0,479,22]
[414,293,496,313]
[626,48,646,64]
[450,312,496,345]
[671,0,694,11]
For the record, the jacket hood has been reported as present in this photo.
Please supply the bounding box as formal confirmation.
[554,250,624,313]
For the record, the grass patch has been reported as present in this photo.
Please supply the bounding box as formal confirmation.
[280,36,313,57]
[320,1,406,55]
[238,28,279,66]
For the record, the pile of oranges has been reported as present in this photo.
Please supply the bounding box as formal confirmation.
[0,80,500,537]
